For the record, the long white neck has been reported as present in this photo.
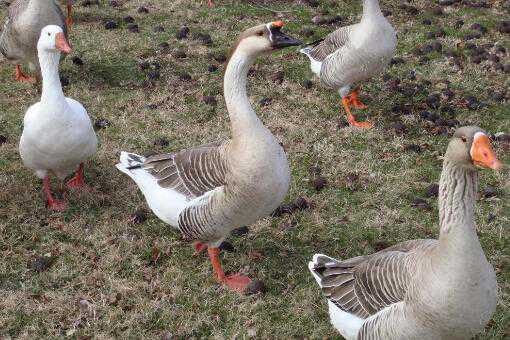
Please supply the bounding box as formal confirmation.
[38,49,66,104]
[224,48,264,141]
[362,0,383,21]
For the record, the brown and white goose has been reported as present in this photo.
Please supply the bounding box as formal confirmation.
[0,0,68,83]
[309,126,501,339]
[117,22,301,293]
[300,0,396,128]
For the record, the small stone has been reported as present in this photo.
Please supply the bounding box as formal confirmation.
[471,55,482,64]
[145,103,158,110]
[390,57,404,65]
[422,19,432,25]
[425,94,440,109]
[137,6,149,13]
[245,279,266,295]
[176,26,190,40]
[496,20,510,34]
[425,183,439,198]
[302,79,313,89]
[231,226,249,237]
[464,32,481,40]
[487,213,496,223]
[259,98,272,106]
[203,95,217,106]
[94,118,110,129]
[172,49,187,59]
[313,177,327,191]
[219,241,235,252]
[411,198,431,210]
[108,0,119,7]
[138,61,150,70]
[123,15,135,24]
[72,56,83,66]
[153,138,169,147]
[0,135,6,145]
[483,186,497,198]
[130,210,147,224]
[147,70,160,80]
[404,144,422,153]
[280,220,297,230]
[194,32,213,46]
[60,76,69,86]
[31,256,54,272]
[158,42,170,51]
[392,122,407,134]
[153,25,165,32]
[431,41,442,52]
[104,20,118,30]
[420,111,431,119]
[454,19,464,29]
[294,197,310,211]
[207,65,218,72]
[271,203,295,217]
[178,73,191,81]
[127,23,139,33]
[300,27,315,37]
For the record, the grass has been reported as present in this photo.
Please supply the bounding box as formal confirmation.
[0,0,509,338]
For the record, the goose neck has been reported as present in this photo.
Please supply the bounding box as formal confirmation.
[224,48,263,140]
[362,0,383,21]
[39,49,65,104]
[438,160,478,240]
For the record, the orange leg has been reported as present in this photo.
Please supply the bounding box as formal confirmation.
[43,176,67,211]
[348,87,368,109]
[208,0,214,7]
[66,163,89,190]
[341,95,373,129]
[14,65,36,83]
[66,2,73,27]
[193,242,208,256]
[208,247,251,293]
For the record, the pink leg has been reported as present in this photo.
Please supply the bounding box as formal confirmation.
[43,176,67,211]
[193,242,208,256]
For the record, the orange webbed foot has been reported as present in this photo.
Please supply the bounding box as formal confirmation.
[224,273,252,293]
[15,65,36,83]
[66,163,90,191]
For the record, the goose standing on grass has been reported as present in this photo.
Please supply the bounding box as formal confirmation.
[300,0,396,128]
[309,126,501,339]
[117,22,301,293]
[0,0,68,83]
[20,25,97,211]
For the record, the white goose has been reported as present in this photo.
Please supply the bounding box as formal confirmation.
[300,0,396,128]
[117,22,301,293]
[19,25,97,211]
[309,126,501,339]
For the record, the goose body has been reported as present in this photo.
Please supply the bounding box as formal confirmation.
[309,127,500,339]
[0,0,67,82]
[300,0,396,128]
[19,25,97,210]
[117,22,301,292]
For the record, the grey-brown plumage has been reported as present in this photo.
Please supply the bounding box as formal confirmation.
[0,0,67,78]
[309,126,500,339]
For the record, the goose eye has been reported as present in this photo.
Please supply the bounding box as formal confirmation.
[461,136,467,143]
[47,32,51,36]
[257,31,264,36]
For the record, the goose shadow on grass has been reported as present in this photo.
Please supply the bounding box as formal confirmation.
[65,57,145,88]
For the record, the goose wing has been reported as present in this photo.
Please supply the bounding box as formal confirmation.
[309,239,436,318]
[308,25,353,61]
[141,140,229,199]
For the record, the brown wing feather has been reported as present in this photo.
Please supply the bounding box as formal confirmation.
[311,239,436,318]
[309,25,353,61]
[142,140,228,199]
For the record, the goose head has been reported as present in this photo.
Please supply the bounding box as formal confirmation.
[231,21,302,57]
[37,25,72,54]
[446,126,501,170]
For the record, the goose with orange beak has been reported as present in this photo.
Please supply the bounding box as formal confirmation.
[20,25,97,211]
[117,22,301,293]
[0,0,68,83]
[309,126,502,339]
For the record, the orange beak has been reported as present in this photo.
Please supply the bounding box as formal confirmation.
[272,21,284,28]
[470,134,502,170]
[55,32,72,54]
